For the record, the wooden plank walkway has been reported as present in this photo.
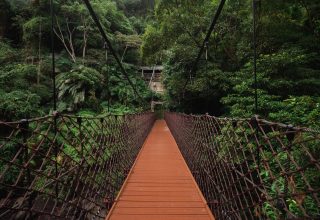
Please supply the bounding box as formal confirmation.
[106,120,215,220]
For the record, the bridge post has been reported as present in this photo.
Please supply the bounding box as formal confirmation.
[249,115,263,217]
[281,125,295,218]
[250,115,261,172]
[100,118,104,148]
[53,111,59,200]
[20,119,32,215]
[77,117,83,158]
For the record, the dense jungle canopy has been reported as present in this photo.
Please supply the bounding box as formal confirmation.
[0,0,319,129]
[1,2,320,219]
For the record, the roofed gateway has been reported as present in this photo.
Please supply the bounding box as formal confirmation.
[140,66,164,94]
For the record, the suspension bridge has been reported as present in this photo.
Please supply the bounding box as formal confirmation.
[0,0,319,219]
[0,112,319,219]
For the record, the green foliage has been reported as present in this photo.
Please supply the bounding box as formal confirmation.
[23,16,50,44]
[120,0,153,16]
[0,61,51,120]
[102,103,137,115]
[0,90,41,120]
[0,41,17,64]
[0,64,37,91]
[222,50,320,126]
[57,65,104,111]
[0,0,319,218]
[269,96,320,129]
[0,0,151,120]
[140,24,163,63]
[1,0,318,124]
[105,64,150,108]
[141,0,320,129]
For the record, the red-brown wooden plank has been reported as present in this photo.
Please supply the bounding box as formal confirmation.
[106,120,215,220]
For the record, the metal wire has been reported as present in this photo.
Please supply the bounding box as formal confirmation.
[0,112,155,219]
[165,112,320,219]
[50,0,57,111]
[81,0,146,104]
[253,0,259,114]
[183,0,226,92]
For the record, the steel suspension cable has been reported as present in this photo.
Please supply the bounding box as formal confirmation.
[183,0,226,92]
[252,4,259,107]
[82,0,145,103]
[50,0,56,111]
[253,0,259,113]
[49,0,60,199]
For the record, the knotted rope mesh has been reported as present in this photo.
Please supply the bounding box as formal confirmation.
[0,112,155,219]
[165,112,320,219]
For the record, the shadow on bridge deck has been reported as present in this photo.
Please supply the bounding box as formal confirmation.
[106,120,215,220]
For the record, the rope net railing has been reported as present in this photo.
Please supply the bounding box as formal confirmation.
[165,112,320,220]
[0,112,155,219]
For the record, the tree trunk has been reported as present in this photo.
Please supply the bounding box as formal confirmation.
[53,17,77,63]
[82,18,88,65]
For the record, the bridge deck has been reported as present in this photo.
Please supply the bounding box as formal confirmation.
[106,120,215,220]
